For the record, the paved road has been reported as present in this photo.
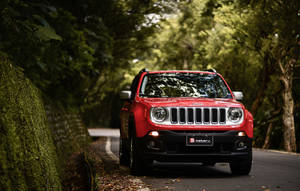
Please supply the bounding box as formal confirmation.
[89,128,300,191]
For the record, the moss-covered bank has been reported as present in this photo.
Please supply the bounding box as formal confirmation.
[46,105,91,169]
[0,57,62,190]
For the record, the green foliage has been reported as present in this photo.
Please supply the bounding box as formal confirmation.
[138,0,300,150]
[139,0,262,107]
[0,1,198,190]
[35,25,63,41]
[0,0,170,115]
[0,1,98,107]
[0,56,61,191]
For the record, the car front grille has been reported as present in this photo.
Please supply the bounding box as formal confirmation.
[170,107,226,125]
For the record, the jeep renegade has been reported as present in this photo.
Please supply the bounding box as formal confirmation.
[120,69,253,176]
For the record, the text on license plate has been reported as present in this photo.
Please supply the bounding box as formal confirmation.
[186,136,214,146]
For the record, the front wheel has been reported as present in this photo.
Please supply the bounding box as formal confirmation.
[119,138,129,166]
[230,148,252,175]
[129,134,144,176]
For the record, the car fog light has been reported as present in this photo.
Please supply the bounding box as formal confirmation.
[149,141,155,147]
[236,141,248,150]
[146,140,161,151]
[149,131,159,137]
[238,131,246,137]
[238,141,245,147]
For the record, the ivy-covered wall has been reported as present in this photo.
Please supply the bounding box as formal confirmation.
[46,105,91,168]
[0,57,62,190]
[0,56,91,190]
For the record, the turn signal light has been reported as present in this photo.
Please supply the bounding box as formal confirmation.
[238,131,246,137]
[149,131,159,137]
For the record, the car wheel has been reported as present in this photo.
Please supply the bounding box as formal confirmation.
[119,138,129,166]
[230,148,252,175]
[129,132,145,176]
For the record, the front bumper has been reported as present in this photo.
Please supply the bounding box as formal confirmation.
[136,130,252,163]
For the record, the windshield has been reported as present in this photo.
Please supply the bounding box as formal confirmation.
[139,73,232,98]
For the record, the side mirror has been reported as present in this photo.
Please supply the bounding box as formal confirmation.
[233,91,243,101]
[120,90,132,100]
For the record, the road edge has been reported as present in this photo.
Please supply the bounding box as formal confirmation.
[105,137,152,191]
[254,147,300,156]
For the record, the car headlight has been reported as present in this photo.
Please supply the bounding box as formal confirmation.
[227,107,243,123]
[151,107,168,122]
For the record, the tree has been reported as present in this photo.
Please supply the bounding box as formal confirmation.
[138,0,300,151]
[0,0,169,109]
[241,0,300,151]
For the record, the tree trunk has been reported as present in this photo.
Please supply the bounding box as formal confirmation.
[251,52,274,116]
[250,65,269,115]
[262,123,273,149]
[183,58,189,70]
[279,58,297,152]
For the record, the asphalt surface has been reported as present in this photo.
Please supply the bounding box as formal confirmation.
[89,128,300,191]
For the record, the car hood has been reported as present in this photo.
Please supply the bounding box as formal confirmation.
[139,97,243,108]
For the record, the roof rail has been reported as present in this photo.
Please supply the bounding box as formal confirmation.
[204,68,217,73]
[139,68,149,74]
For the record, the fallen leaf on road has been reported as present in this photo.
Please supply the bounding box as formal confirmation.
[261,185,271,191]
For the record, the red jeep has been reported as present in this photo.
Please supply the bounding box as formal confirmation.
[120,69,253,175]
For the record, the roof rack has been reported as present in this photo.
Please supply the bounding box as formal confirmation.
[139,68,149,74]
[204,68,217,73]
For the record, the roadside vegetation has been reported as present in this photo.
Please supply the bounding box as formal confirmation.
[136,0,300,152]
[0,0,299,190]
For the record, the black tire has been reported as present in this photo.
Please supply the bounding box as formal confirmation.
[230,148,252,175]
[119,138,129,166]
[129,132,145,176]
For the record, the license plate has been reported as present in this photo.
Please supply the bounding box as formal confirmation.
[186,135,214,146]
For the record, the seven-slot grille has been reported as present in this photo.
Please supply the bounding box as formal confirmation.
[170,107,226,124]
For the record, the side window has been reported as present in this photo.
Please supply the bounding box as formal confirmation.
[139,75,148,95]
